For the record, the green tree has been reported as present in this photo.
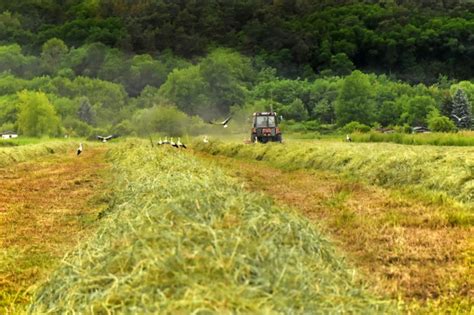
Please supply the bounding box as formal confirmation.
[400,95,438,126]
[335,71,375,126]
[158,65,211,117]
[451,89,472,129]
[378,100,403,126]
[41,38,68,75]
[17,90,60,136]
[428,115,456,132]
[125,54,167,96]
[329,53,355,76]
[199,49,255,114]
[77,96,95,125]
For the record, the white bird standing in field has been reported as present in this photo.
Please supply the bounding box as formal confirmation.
[346,134,352,142]
[163,136,170,145]
[77,143,83,156]
[170,137,178,148]
[157,137,163,145]
[203,135,209,143]
[177,137,187,149]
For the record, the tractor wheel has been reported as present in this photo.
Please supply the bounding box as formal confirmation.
[275,134,282,143]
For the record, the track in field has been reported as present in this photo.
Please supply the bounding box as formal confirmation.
[0,147,110,312]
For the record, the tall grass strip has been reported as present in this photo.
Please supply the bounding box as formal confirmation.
[352,132,474,147]
[28,142,398,314]
[193,140,474,207]
[0,142,76,167]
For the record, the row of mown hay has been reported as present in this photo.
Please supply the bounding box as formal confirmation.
[28,142,397,314]
[0,141,76,167]
[193,140,473,206]
[351,131,474,146]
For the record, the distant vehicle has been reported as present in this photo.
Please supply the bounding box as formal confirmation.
[1,131,18,139]
[250,112,282,143]
[411,126,430,133]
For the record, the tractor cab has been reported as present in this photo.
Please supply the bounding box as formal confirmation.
[251,112,282,143]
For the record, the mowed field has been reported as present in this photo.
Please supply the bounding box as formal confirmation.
[0,143,110,313]
[0,138,472,313]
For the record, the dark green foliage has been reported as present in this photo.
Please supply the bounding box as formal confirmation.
[0,1,473,82]
[335,71,375,126]
[451,89,472,129]
[77,97,95,125]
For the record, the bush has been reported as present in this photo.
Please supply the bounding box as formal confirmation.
[342,121,371,133]
[428,115,457,132]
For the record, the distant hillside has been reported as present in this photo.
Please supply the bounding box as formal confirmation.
[0,0,473,82]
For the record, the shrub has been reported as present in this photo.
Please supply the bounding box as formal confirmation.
[342,121,371,133]
[428,115,457,132]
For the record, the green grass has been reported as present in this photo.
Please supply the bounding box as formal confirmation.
[351,131,474,146]
[193,139,474,208]
[0,137,57,147]
[28,141,398,314]
[0,141,77,167]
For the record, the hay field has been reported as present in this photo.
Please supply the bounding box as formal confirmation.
[29,142,397,314]
[193,139,474,208]
[0,141,76,167]
[196,152,473,313]
[0,144,109,313]
[351,131,474,146]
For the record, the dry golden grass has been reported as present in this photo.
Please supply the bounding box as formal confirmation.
[196,152,473,313]
[0,146,110,313]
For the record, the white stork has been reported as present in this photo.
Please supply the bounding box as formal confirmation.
[208,116,232,128]
[177,137,187,149]
[97,135,114,143]
[77,143,83,156]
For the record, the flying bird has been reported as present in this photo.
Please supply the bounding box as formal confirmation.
[97,135,116,143]
[208,116,232,128]
[177,137,187,149]
[452,114,468,122]
[77,143,83,156]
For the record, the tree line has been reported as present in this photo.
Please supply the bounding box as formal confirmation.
[0,41,471,137]
[0,0,473,83]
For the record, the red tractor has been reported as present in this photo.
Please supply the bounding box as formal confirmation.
[250,112,282,143]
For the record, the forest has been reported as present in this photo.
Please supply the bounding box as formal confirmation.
[0,0,472,137]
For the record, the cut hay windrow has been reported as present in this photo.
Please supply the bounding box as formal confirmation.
[0,141,75,167]
[28,142,397,314]
[193,140,474,207]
